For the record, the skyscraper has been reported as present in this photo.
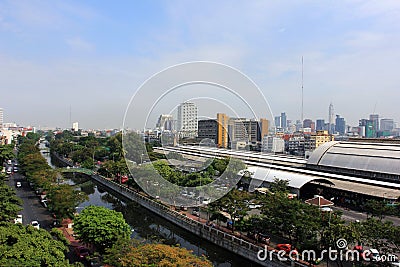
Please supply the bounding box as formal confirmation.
[217,113,229,148]
[177,102,198,138]
[316,119,325,131]
[369,114,379,133]
[328,103,335,134]
[281,112,287,129]
[274,116,281,128]
[335,115,346,135]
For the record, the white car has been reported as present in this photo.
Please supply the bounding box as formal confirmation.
[30,221,40,230]
[14,215,22,224]
[16,182,21,188]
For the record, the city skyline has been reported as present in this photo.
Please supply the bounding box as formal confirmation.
[0,1,399,129]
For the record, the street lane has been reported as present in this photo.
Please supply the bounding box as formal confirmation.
[6,169,53,230]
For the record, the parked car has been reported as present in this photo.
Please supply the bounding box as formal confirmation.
[16,182,21,188]
[276,244,298,255]
[75,246,90,260]
[14,215,22,224]
[191,208,200,217]
[41,199,48,208]
[30,221,40,229]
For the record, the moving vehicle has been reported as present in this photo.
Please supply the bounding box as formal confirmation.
[16,182,21,188]
[30,221,40,229]
[75,246,90,260]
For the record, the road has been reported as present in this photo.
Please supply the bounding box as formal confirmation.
[6,166,53,230]
[333,206,400,226]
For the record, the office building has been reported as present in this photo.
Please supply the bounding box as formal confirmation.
[281,112,287,129]
[335,115,346,135]
[177,102,198,138]
[274,116,281,128]
[369,114,379,133]
[259,118,269,138]
[328,103,335,134]
[198,119,218,145]
[217,113,229,148]
[380,119,394,132]
[303,119,315,132]
[316,119,325,131]
[262,136,285,153]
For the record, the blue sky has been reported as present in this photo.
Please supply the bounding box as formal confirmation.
[0,0,399,129]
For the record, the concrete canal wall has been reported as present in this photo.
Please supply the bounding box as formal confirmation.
[52,153,309,267]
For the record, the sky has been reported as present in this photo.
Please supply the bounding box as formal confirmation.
[0,0,399,129]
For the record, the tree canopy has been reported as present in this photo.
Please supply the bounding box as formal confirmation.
[104,240,212,267]
[73,206,131,252]
[0,222,69,267]
[0,182,22,222]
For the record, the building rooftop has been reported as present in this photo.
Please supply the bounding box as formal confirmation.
[307,141,400,176]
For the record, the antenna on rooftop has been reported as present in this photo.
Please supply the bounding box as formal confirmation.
[69,105,72,129]
[301,56,304,131]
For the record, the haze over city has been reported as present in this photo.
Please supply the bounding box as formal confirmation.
[1,1,399,129]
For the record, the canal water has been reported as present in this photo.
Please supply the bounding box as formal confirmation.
[40,144,261,267]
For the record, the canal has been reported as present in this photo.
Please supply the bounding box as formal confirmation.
[40,144,261,267]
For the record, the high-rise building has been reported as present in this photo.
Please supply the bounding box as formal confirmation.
[316,119,325,131]
[259,118,269,138]
[281,112,287,129]
[303,119,315,132]
[156,114,174,131]
[228,118,262,149]
[198,119,218,145]
[72,122,79,132]
[217,113,229,148]
[380,118,394,132]
[328,103,335,134]
[274,116,281,128]
[177,102,198,138]
[335,115,346,135]
[369,114,379,133]
[0,108,3,128]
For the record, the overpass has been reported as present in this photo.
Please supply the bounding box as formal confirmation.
[59,167,94,176]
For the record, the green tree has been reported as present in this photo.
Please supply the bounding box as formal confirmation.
[104,239,212,267]
[214,189,252,232]
[261,193,322,249]
[0,222,69,266]
[269,177,290,194]
[73,206,130,252]
[48,184,88,219]
[0,144,14,164]
[0,182,22,222]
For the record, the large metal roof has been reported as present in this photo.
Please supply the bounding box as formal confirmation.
[307,141,400,175]
[245,166,334,190]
